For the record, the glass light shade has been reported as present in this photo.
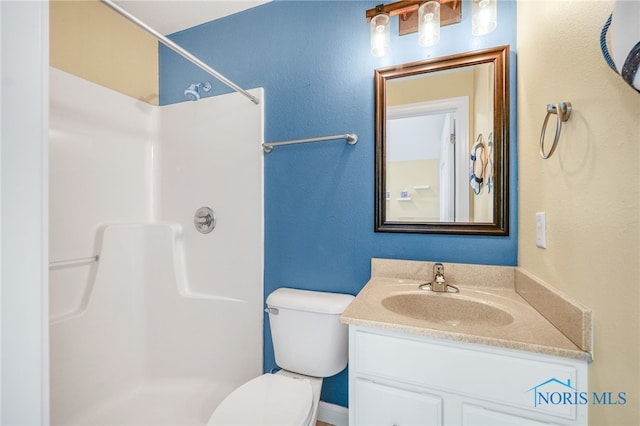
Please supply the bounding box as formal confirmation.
[418,1,441,47]
[370,13,390,57]
[472,0,497,36]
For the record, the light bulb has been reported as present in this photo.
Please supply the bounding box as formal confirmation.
[370,13,390,56]
[472,0,497,36]
[418,1,440,47]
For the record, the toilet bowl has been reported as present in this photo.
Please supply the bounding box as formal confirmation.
[207,370,322,426]
[207,288,354,426]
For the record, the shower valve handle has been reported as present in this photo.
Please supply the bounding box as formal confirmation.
[194,207,216,234]
[196,216,211,226]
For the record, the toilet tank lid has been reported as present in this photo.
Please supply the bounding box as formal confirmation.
[267,288,354,314]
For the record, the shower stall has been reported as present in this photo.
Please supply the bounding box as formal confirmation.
[49,67,264,425]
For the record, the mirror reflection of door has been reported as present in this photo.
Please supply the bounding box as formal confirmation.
[386,97,469,222]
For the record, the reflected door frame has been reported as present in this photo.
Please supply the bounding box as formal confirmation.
[387,96,469,222]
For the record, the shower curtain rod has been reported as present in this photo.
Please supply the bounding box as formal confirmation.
[99,0,260,105]
[262,133,358,153]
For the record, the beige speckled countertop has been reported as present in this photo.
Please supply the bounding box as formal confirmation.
[341,258,593,362]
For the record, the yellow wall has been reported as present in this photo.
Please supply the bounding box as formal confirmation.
[472,64,493,222]
[387,69,475,107]
[50,0,159,105]
[517,1,640,424]
[387,159,441,221]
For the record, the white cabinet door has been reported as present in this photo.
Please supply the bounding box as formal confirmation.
[354,378,443,426]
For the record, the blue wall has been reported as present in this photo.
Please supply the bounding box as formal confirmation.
[159,0,517,408]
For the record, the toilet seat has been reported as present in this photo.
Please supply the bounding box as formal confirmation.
[207,373,313,426]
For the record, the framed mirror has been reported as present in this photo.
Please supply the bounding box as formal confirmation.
[375,45,509,235]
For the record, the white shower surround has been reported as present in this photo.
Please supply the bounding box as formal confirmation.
[49,68,264,425]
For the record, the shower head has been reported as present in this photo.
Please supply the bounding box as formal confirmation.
[184,85,199,101]
[184,82,212,101]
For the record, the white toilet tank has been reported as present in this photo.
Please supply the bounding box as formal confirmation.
[266,288,354,378]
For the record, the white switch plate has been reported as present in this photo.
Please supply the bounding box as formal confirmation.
[536,212,547,249]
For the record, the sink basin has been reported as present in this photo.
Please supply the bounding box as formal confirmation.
[381,293,514,327]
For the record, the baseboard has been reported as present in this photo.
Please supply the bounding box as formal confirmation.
[317,401,348,426]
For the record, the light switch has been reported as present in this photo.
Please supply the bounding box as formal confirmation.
[536,212,547,249]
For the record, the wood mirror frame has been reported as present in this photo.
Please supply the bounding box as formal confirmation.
[374,45,509,235]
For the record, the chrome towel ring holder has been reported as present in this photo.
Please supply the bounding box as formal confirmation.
[539,101,572,159]
[470,134,487,195]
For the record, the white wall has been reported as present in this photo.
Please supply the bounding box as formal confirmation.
[1,1,49,424]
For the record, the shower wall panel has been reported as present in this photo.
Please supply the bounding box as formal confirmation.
[156,89,264,303]
[51,224,260,425]
[151,88,265,381]
[49,68,264,424]
[49,67,154,320]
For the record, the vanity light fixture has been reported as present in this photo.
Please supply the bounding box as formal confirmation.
[366,0,497,55]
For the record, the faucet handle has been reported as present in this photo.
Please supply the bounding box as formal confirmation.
[433,262,445,277]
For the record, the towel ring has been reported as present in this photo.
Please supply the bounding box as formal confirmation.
[470,135,487,195]
[539,102,572,159]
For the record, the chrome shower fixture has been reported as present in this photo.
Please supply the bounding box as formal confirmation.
[184,82,212,101]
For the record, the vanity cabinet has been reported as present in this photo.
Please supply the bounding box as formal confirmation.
[348,326,588,426]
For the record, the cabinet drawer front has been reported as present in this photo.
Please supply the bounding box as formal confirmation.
[354,378,443,426]
[354,329,581,419]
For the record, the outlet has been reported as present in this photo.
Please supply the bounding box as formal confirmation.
[536,212,547,249]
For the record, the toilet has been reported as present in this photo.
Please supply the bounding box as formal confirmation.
[207,287,354,426]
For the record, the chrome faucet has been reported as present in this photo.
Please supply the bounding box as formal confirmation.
[432,263,447,292]
[419,263,459,293]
